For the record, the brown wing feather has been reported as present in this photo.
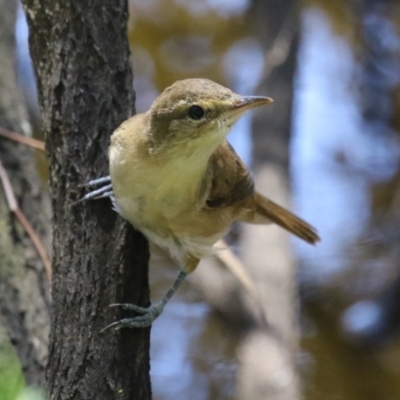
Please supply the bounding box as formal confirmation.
[205,140,254,208]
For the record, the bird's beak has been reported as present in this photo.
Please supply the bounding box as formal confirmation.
[226,96,273,119]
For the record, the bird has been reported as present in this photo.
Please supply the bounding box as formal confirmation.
[78,78,320,330]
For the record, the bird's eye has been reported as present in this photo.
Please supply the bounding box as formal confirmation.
[188,105,205,120]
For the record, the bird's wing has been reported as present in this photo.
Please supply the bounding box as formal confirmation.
[204,141,320,244]
[204,140,254,208]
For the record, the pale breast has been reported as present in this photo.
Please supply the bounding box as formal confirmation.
[109,118,233,258]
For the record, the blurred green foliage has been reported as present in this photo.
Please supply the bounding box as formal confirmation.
[0,324,45,400]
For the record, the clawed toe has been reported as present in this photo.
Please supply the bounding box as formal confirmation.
[71,176,113,207]
[101,302,165,332]
[101,271,187,332]
[81,176,111,187]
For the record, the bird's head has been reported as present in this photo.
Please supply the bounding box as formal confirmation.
[146,78,273,156]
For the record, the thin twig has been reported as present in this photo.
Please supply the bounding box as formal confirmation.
[215,240,257,297]
[0,157,51,283]
[215,240,269,327]
[0,126,45,151]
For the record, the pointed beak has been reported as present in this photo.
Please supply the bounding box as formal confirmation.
[225,96,273,118]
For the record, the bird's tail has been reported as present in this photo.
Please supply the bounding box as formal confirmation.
[252,192,320,244]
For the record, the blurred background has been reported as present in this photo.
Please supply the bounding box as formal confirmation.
[12,0,400,399]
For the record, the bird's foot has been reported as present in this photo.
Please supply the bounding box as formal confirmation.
[70,176,113,207]
[101,301,165,332]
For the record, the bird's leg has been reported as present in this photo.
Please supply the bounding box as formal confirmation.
[101,270,188,331]
[101,256,200,331]
[71,175,113,206]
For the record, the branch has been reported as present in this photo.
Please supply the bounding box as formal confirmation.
[216,240,268,326]
[0,126,45,151]
[0,157,51,283]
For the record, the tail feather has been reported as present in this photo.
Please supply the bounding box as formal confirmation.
[253,192,320,244]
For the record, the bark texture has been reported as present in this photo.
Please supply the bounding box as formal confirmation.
[21,1,151,399]
[0,0,50,388]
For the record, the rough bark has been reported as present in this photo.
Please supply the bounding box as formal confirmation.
[21,1,151,399]
[0,0,50,388]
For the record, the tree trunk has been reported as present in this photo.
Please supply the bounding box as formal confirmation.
[0,0,50,388]
[21,1,151,399]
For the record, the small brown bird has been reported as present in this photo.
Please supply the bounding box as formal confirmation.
[81,78,319,329]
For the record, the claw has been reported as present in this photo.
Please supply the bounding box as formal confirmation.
[101,271,188,332]
[93,190,113,200]
[101,302,165,332]
[100,321,120,333]
[70,182,113,207]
